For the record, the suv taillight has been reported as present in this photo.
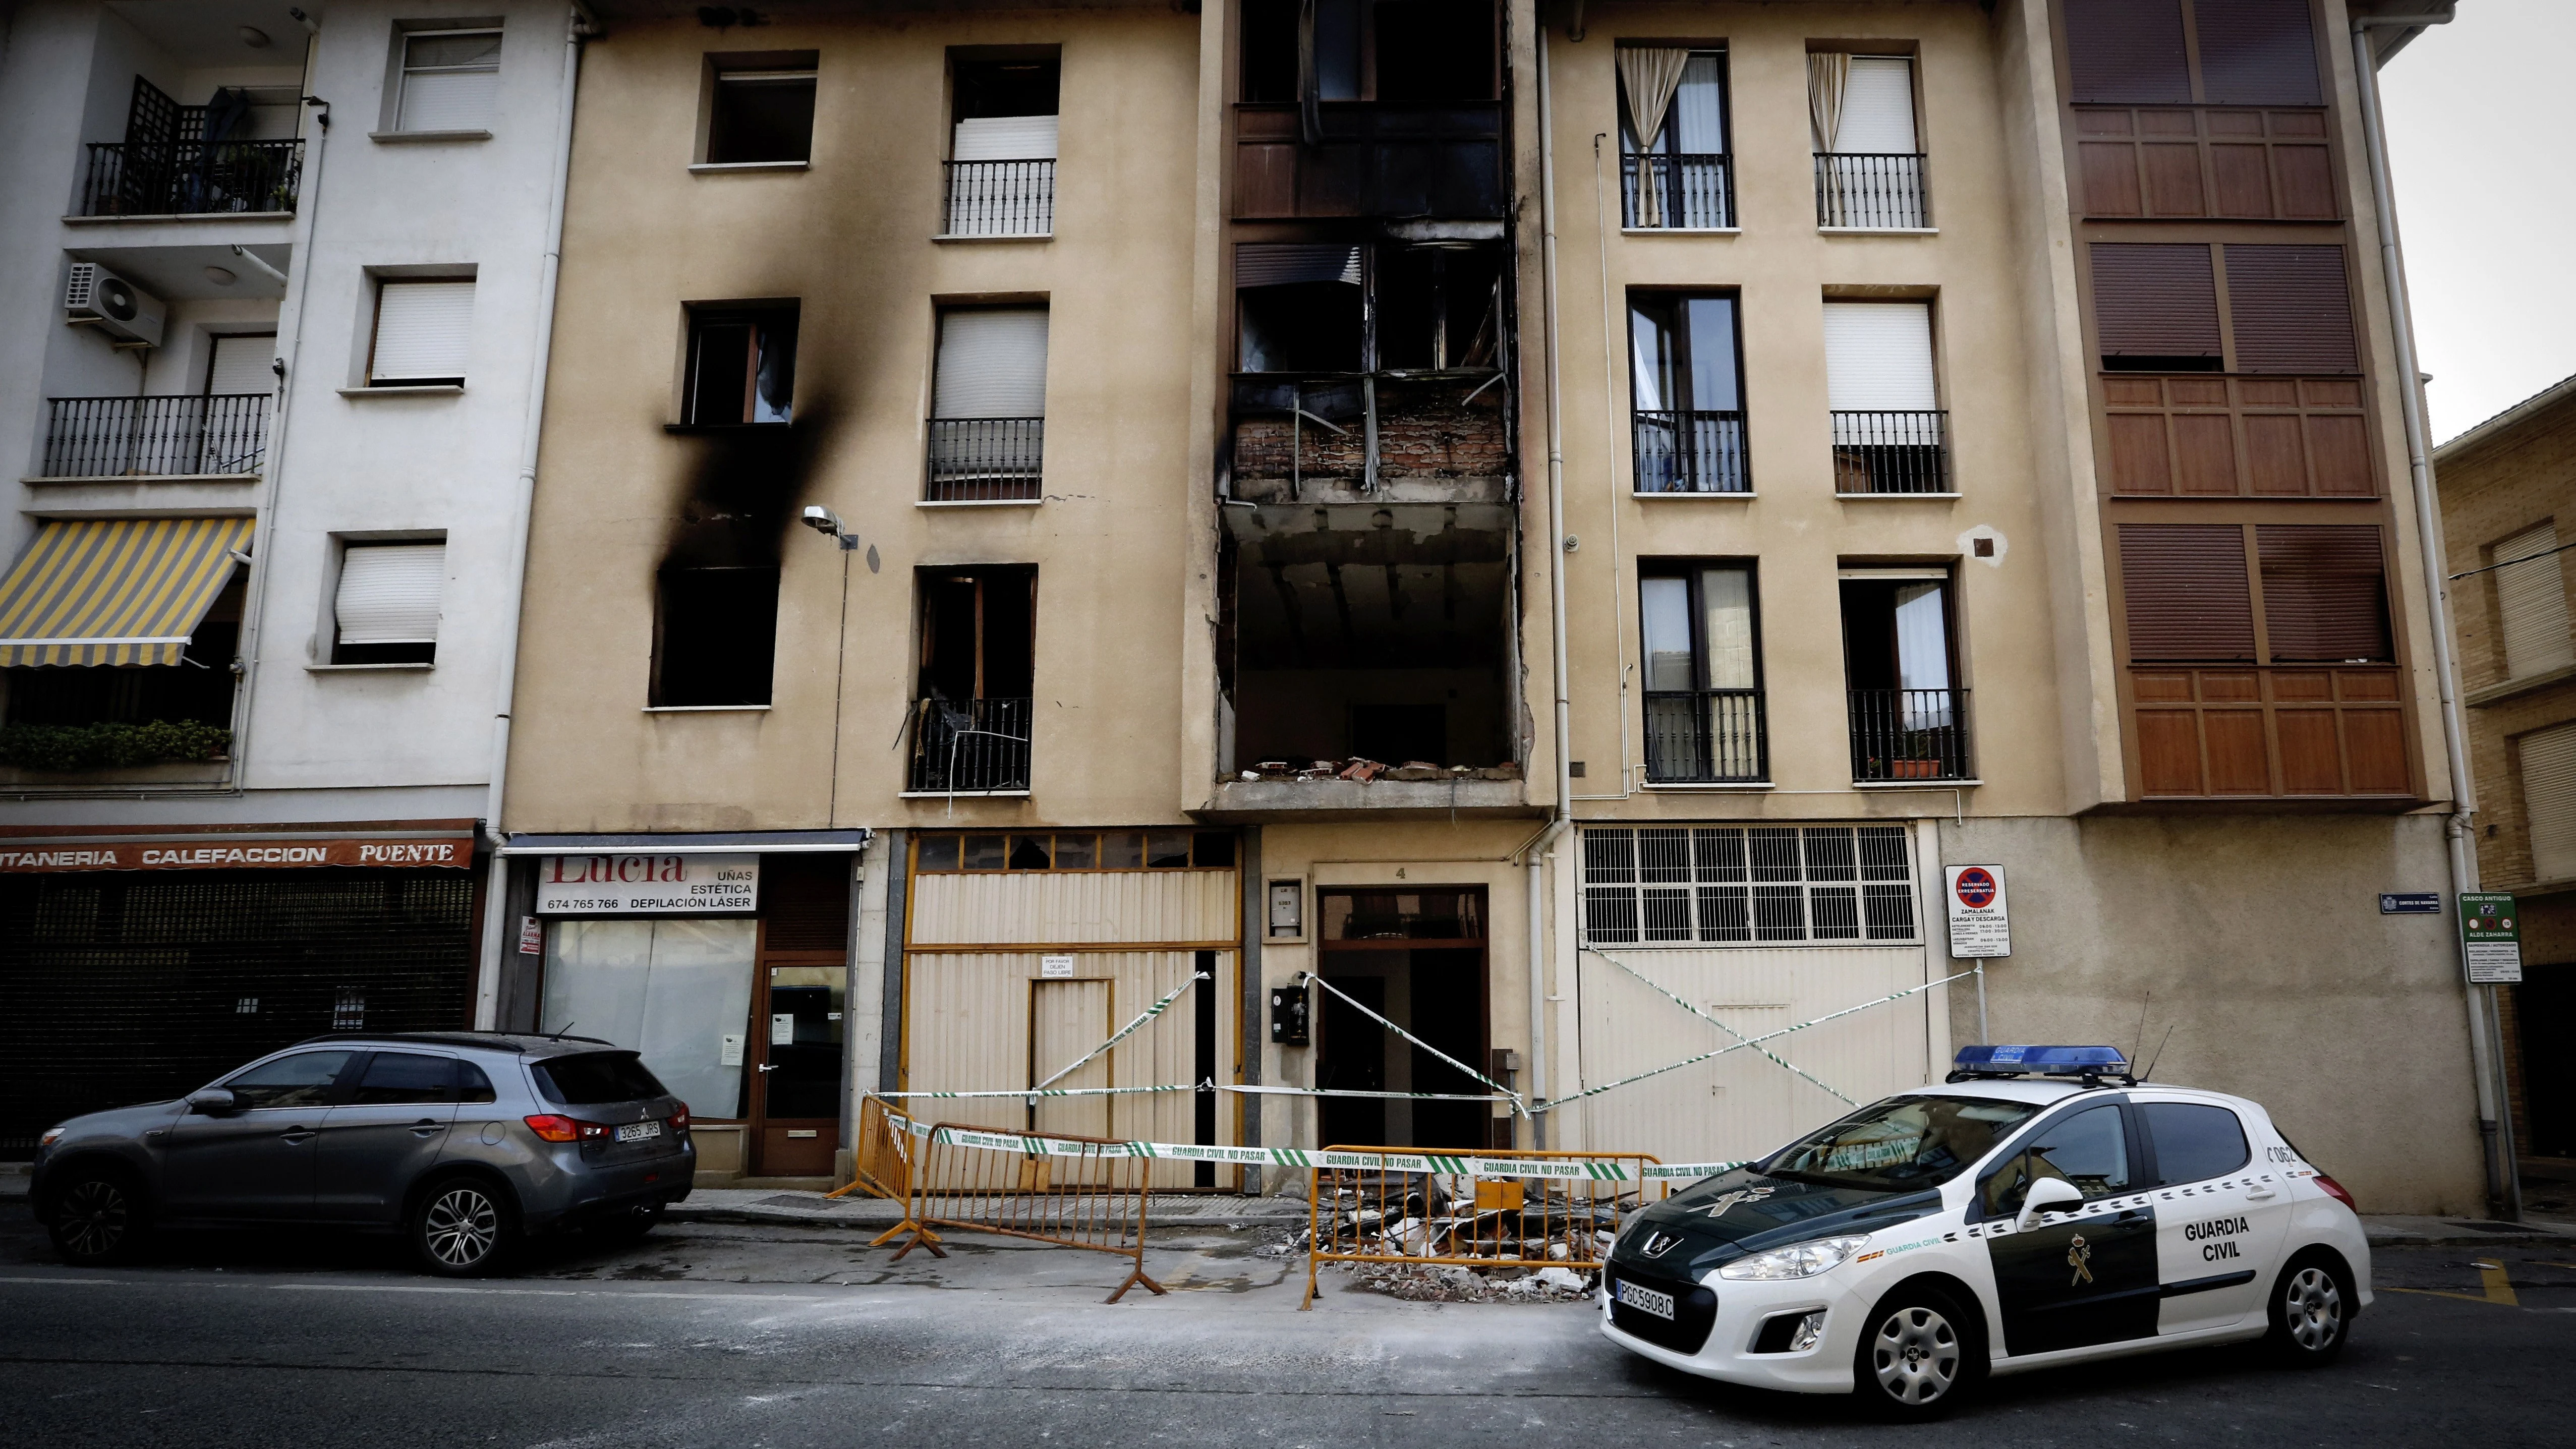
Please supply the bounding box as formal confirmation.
[668,1103,690,1132]
[525,1114,606,1143]
[2313,1173,2357,1212]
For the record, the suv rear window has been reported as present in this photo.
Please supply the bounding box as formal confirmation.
[531,1052,669,1106]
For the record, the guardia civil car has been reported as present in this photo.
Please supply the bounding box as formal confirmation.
[1600,1046,2367,1417]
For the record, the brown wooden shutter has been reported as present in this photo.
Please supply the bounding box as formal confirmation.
[758,854,852,955]
[2225,245,2359,374]
[2065,0,2192,104]
[2090,244,2221,361]
[2193,0,2324,106]
[2257,525,2391,662]
[2120,524,2255,661]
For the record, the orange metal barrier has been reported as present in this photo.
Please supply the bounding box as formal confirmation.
[825,1094,925,1248]
[884,1121,1168,1304]
[1302,1146,1668,1310]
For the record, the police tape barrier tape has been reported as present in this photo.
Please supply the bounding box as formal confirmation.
[1587,948,1858,1108]
[1030,972,1209,1092]
[1303,973,1529,1117]
[880,1081,1513,1103]
[865,1098,1744,1183]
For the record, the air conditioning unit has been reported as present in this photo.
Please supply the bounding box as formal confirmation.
[65,262,166,347]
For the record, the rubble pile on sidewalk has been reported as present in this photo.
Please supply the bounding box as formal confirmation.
[1237,758,1525,784]
[1271,1174,1639,1303]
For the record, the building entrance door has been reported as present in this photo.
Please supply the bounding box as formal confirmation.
[750,962,845,1177]
[1314,888,1490,1150]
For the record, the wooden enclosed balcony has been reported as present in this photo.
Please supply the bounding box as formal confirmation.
[2100,374,2377,499]
[2074,107,2336,221]
[2130,665,2410,799]
[1232,103,1504,220]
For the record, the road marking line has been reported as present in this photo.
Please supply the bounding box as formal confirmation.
[0,1277,115,1286]
[2474,1259,2520,1306]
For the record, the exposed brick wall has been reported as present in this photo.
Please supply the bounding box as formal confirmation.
[1233,380,1508,481]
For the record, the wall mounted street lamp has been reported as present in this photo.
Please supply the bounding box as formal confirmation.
[802,506,877,824]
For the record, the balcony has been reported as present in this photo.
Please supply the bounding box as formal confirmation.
[1644,689,1766,783]
[1831,411,1950,495]
[2099,375,2376,499]
[2130,666,2410,799]
[942,159,1055,238]
[1621,154,1733,230]
[1632,409,1749,494]
[1813,153,1927,229]
[1847,688,1972,782]
[1232,103,1504,220]
[1230,373,1508,503]
[42,395,269,478]
[907,697,1032,794]
[926,418,1044,502]
[80,141,302,217]
[2074,107,2336,221]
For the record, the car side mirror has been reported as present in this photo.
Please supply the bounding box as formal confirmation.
[187,1088,241,1116]
[2015,1176,2084,1232]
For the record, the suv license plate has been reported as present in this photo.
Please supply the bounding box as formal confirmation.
[1615,1280,1676,1321]
[615,1121,662,1144]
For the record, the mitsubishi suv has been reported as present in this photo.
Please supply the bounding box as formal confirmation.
[28,1032,695,1276]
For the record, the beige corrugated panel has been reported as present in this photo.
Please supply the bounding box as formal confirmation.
[908,871,1238,947]
[1571,947,1934,1165]
[904,949,1230,1189]
[2520,722,2576,883]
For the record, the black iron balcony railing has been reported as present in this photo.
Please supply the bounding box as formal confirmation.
[926,417,1045,501]
[1632,409,1750,494]
[908,697,1032,793]
[1814,152,1928,229]
[1847,688,1973,782]
[81,140,303,217]
[1644,688,1767,783]
[943,159,1055,237]
[43,394,270,478]
[1831,410,1950,494]
[1620,153,1734,229]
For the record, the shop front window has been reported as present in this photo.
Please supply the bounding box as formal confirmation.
[541,919,756,1118]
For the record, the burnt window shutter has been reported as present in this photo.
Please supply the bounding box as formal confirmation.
[2257,525,2391,662]
[2225,245,2359,374]
[2090,244,2221,362]
[2119,524,2255,661]
[759,854,851,954]
[2064,0,2192,104]
[2193,0,2323,106]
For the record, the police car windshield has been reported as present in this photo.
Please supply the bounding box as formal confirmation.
[1763,1095,2043,1192]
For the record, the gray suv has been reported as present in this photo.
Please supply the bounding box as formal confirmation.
[28,1032,694,1276]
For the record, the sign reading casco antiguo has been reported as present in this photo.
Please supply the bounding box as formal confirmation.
[534,853,760,915]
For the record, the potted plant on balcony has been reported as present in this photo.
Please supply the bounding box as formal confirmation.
[1887,732,1940,779]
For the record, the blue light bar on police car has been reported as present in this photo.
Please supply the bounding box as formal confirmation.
[1952,1045,2130,1077]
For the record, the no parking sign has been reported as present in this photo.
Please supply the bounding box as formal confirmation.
[1945,864,2011,958]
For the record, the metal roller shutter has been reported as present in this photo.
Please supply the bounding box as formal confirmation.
[2493,522,2576,680]
[932,308,1049,419]
[952,114,1057,161]
[370,280,475,383]
[206,334,277,395]
[2257,525,2390,662]
[2521,722,2576,883]
[2119,524,2256,661]
[2064,0,2191,104]
[1835,57,1917,154]
[2090,244,2220,361]
[1822,302,1936,411]
[2193,0,2323,106]
[2225,245,2359,374]
[334,542,445,646]
[0,870,477,1155]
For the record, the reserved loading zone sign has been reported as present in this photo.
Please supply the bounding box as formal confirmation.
[2459,892,2524,985]
[1945,864,2011,959]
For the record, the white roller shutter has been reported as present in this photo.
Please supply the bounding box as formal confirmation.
[370,281,474,383]
[335,543,445,646]
[2493,522,2575,680]
[1822,302,1936,411]
[2523,721,2576,882]
[1235,244,1363,288]
[1835,56,1917,153]
[396,31,503,132]
[953,114,1058,161]
[206,334,277,395]
[933,308,1050,419]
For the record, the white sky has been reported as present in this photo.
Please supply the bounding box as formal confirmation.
[2376,0,2576,441]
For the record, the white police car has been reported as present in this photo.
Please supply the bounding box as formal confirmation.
[1600,1046,2368,1417]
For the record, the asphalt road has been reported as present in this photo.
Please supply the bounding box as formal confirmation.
[0,1210,2568,1448]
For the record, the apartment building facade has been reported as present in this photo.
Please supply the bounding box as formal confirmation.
[2433,374,2576,1173]
[495,0,2484,1210]
[0,1,578,1155]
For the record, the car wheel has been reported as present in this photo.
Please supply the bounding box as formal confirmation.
[1853,1288,1981,1418]
[411,1177,514,1278]
[47,1169,146,1266]
[588,1202,662,1245]
[2265,1252,2351,1367]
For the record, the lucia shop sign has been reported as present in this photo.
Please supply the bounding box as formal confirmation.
[535,853,759,915]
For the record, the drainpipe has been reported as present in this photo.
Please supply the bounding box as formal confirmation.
[473,5,591,1028]
[1523,22,1576,1149]
[2348,10,2512,1218]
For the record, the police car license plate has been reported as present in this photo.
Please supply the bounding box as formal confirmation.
[615,1121,661,1144]
[1615,1279,1675,1321]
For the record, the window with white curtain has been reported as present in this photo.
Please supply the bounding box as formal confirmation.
[1839,569,1969,780]
[369,279,474,385]
[2492,521,2575,681]
[332,541,444,665]
[1811,53,1927,228]
[541,919,758,1118]
[1639,563,1764,782]
[2520,721,2576,883]
[394,29,503,133]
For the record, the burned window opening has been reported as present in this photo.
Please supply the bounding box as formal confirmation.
[684,305,798,426]
[652,566,780,708]
[1241,0,1499,106]
[911,567,1036,794]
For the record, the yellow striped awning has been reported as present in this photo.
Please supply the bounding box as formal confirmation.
[0,517,253,667]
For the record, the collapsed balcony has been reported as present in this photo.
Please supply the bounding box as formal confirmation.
[1206,502,1528,820]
